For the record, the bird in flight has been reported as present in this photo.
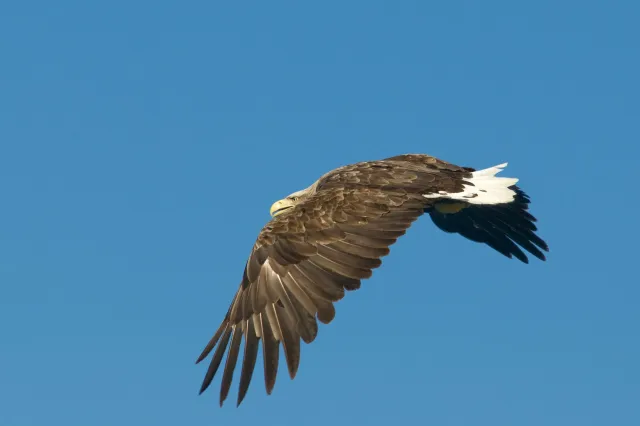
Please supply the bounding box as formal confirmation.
[196,153,548,406]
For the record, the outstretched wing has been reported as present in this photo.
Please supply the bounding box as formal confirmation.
[196,186,428,406]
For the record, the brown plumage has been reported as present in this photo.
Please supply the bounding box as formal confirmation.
[196,154,549,406]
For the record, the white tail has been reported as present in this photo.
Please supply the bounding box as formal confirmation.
[424,163,519,205]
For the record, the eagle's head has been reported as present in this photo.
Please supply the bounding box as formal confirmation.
[269,188,312,217]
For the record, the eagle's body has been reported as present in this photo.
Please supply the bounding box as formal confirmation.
[196,154,548,406]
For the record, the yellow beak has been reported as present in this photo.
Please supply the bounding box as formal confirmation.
[270,199,293,217]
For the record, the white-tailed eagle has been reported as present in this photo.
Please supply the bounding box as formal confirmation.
[196,154,548,406]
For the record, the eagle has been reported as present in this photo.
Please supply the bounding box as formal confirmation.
[196,153,548,406]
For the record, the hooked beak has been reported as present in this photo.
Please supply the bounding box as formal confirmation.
[270,199,294,217]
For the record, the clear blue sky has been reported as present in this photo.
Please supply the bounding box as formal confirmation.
[1,1,638,425]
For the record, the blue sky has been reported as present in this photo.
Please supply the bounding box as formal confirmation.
[1,1,638,425]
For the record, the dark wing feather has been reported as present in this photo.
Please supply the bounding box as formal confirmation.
[236,319,259,406]
[260,312,279,394]
[219,325,243,405]
[428,187,549,262]
[274,303,301,378]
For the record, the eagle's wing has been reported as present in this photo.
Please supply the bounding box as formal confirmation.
[196,188,426,406]
[196,159,469,406]
[428,186,548,262]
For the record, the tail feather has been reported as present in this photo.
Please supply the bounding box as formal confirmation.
[424,163,519,205]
